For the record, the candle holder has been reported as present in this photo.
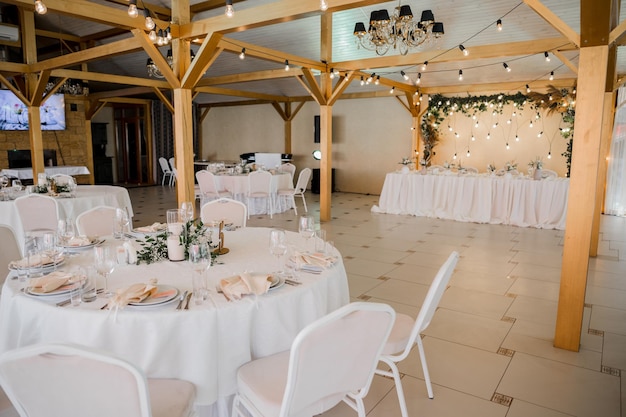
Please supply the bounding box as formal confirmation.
[212,220,230,255]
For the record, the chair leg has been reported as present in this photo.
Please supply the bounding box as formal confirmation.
[268,196,273,219]
[378,357,409,417]
[417,337,434,399]
[291,195,298,216]
[300,193,308,213]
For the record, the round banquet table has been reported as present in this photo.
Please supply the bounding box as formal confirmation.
[0,227,349,416]
[205,171,293,215]
[0,185,133,252]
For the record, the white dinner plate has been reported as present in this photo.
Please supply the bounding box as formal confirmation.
[9,257,65,273]
[128,285,179,306]
[60,238,103,251]
[26,277,85,297]
[269,275,285,290]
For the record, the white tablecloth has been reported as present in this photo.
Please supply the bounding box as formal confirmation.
[0,227,349,416]
[0,165,90,180]
[0,185,133,251]
[372,171,569,230]
[207,172,293,215]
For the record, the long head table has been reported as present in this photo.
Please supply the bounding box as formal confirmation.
[372,171,569,230]
[0,227,349,416]
[0,185,133,253]
[0,165,90,180]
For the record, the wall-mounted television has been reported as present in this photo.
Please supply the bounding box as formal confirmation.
[0,90,66,131]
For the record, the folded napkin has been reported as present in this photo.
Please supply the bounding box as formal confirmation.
[123,241,138,264]
[65,236,92,247]
[29,271,74,293]
[10,253,54,269]
[292,251,337,270]
[109,282,158,309]
[219,272,272,300]
[135,222,167,233]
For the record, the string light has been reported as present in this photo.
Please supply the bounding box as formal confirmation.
[453,153,457,160]
[34,0,47,14]
[526,84,531,93]
[506,143,510,150]
[467,149,471,157]
[529,120,533,128]
[416,73,421,84]
[537,131,543,138]
[360,76,365,86]
[421,61,428,71]
[487,132,491,140]
[515,135,519,142]
[503,62,511,72]
[284,60,290,71]
[144,8,155,30]
[128,0,138,18]
[225,0,234,17]
[458,69,463,81]
[548,151,552,159]
[549,71,554,80]
[239,48,246,60]
[496,19,502,31]
[544,51,550,62]
[401,71,409,81]
[148,30,157,42]
[329,68,335,79]
[389,86,395,94]
[320,0,328,11]
[459,44,469,56]
[375,75,380,85]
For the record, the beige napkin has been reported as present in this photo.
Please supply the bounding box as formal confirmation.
[135,222,166,233]
[29,271,73,293]
[65,236,92,246]
[219,272,272,300]
[109,283,158,309]
[292,251,337,269]
[10,253,54,269]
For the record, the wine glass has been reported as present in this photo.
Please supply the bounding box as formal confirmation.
[41,231,62,271]
[298,216,315,252]
[114,207,130,239]
[94,246,116,297]
[57,218,76,245]
[180,201,194,222]
[269,229,287,276]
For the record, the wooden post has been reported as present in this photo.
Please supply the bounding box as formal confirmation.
[319,104,332,221]
[554,45,608,351]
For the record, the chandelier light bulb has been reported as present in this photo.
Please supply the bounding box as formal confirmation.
[284,60,290,71]
[549,71,554,80]
[128,0,138,18]
[148,30,157,42]
[225,0,234,17]
[496,19,502,31]
[422,61,428,71]
[34,0,47,14]
[458,69,463,81]
[239,48,246,60]
[320,0,328,11]
[459,44,468,56]
[544,51,550,62]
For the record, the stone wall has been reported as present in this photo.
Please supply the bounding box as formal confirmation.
[0,95,91,183]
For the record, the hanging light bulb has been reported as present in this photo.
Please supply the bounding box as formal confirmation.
[148,30,157,42]
[401,71,409,81]
[515,135,519,142]
[225,0,234,17]
[416,73,421,84]
[421,61,428,71]
[239,48,246,60]
[284,59,290,71]
[166,26,172,41]
[144,8,155,30]
[333,68,340,77]
[474,121,479,128]
[389,86,395,94]
[329,68,335,79]
[34,0,47,14]
[320,0,328,11]
[157,29,165,45]
[487,132,491,140]
[548,151,552,159]
[529,121,534,128]
[375,75,380,85]
[467,149,471,157]
[453,153,457,160]
[471,135,475,141]
[448,125,453,132]
[537,131,543,138]
[459,44,469,56]
[455,132,459,138]
[128,0,138,18]
[544,51,550,62]
[526,84,531,93]
[458,69,463,81]
[549,94,553,101]
[506,143,510,150]
[549,71,554,80]
[496,19,502,31]
[360,76,365,86]
[503,62,511,72]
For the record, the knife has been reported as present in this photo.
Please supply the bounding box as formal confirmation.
[175,291,188,310]
[183,292,193,310]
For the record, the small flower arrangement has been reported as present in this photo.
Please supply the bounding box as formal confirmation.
[399,157,412,165]
[528,157,543,169]
[487,163,496,173]
[504,161,518,171]
[419,158,427,167]
[443,161,450,169]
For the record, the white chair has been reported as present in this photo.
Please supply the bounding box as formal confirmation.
[278,163,296,186]
[232,302,395,417]
[0,226,21,289]
[542,169,558,178]
[200,197,247,228]
[196,170,232,204]
[0,342,196,417]
[278,167,311,216]
[14,194,59,237]
[158,157,174,186]
[171,167,178,186]
[464,166,479,173]
[75,206,118,237]
[247,170,273,219]
[49,174,75,185]
[376,251,459,417]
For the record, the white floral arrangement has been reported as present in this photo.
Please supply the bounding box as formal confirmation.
[443,161,450,169]
[487,163,496,173]
[504,161,518,171]
[399,157,412,165]
[528,157,543,169]
[419,158,427,167]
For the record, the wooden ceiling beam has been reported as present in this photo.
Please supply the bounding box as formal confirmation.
[609,17,626,45]
[194,86,292,102]
[182,32,223,89]
[132,29,180,88]
[552,50,579,74]
[197,68,304,87]
[523,0,580,47]
[419,78,577,95]
[89,86,156,100]
[50,68,170,88]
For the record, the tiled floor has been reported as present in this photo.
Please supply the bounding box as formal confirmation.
[4,186,623,417]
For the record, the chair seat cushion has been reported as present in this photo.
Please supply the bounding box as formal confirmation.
[249,192,269,197]
[148,378,196,417]
[237,350,290,417]
[382,313,415,355]
[277,188,295,195]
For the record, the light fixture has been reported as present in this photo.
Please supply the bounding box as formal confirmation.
[548,151,552,159]
[329,68,335,79]
[506,143,510,150]
[147,48,196,78]
[526,84,531,93]
[225,0,234,17]
[459,44,468,56]
[333,68,340,77]
[537,131,543,138]
[453,152,457,160]
[421,61,428,71]
[515,135,519,142]
[544,51,550,62]
[360,76,365,86]
[375,75,380,85]
[416,73,421,84]
[44,78,87,96]
[496,19,502,31]
[549,71,554,80]
[320,0,328,11]
[401,71,409,81]
[529,120,533,128]
[148,30,157,42]
[389,86,395,94]
[143,8,155,30]
[284,60,290,71]
[487,132,491,140]
[239,48,246,60]
[312,150,322,160]
[353,7,444,56]
[128,0,138,18]
[503,62,511,72]
[34,0,47,14]
[458,69,463,81]
[466,149,470,157]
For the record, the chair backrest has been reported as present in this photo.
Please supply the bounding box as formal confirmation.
[76,206,117,236]
[0,226,21,286]
[279,163,296,180]
[294,168,312,193]
[542,169,558,178]
[280,302,395,417]
[49,174,75,185]
[248,170,272,195]
[414,251,459,336]
[169,157,176,171]
[0,343,152,417]
[14,194,59,234]
[195,170,220,195]
[200,198,247,227]
[158,157,171,174]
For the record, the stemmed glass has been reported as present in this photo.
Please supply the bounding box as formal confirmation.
[57,218,76,246]
[180,201,194,222]
[41,231,62,271]
[94,246,116,297]
[269,229,287,276]
[298,216,315,252]
[114,207,130,239]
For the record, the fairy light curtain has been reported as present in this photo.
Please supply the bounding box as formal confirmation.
[605,86,626,216]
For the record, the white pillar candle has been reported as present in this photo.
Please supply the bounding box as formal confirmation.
[37,173,47,186]
[167,235,185,261]
[168,222,183,235]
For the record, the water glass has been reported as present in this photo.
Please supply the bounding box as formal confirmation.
[314,229,327,254]
[57,219,75,245]
[113,207,130,239]
[82,266,98,302]
[298,216,315,252]
[269,229,287,275]
[192,272,208,305]
[94,246,116,297]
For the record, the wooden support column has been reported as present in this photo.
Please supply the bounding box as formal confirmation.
[590,91,616,256]
[319,12,332,222]
[554,45,609,351]
[173,88,195,206]
[284,102,292,154]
